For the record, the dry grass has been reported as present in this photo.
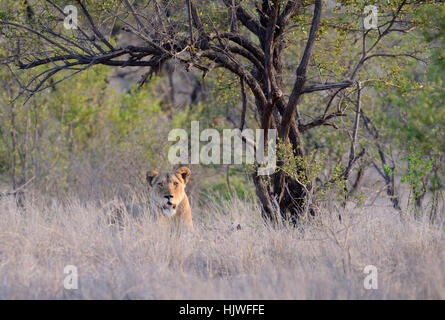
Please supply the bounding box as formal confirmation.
[0,193,444,299]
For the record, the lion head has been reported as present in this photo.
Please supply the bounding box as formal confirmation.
[146,166,191,218]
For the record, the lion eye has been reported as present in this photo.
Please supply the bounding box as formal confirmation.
[157,182,163,186]
[174,182,178,187]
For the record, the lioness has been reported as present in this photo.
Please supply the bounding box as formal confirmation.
[105,167,193,230]
[146,166,193,229]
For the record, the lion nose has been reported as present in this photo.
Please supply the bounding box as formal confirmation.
[164,195,174,206]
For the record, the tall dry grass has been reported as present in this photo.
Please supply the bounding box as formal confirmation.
[0,193,444,299]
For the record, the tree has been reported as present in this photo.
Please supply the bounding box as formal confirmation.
[0,0,437,223]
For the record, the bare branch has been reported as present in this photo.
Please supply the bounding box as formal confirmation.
[75,0,114,51]
[280,0,322,140]
[301,80,353,94]
[222,0,262,37]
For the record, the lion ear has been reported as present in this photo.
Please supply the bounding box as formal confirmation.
[146,170,159,186]
[176,167,191,184]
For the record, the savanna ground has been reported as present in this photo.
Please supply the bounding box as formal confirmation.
[1,189,444,299]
